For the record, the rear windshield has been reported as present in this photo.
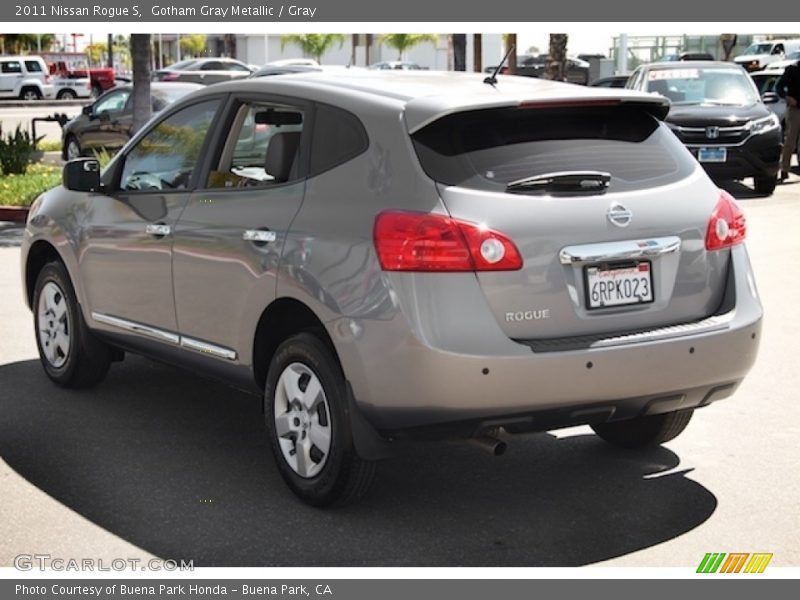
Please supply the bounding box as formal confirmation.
[411,105,697,193]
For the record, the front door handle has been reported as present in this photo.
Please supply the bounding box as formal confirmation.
[145,223,171,237]
[243,229,276,243]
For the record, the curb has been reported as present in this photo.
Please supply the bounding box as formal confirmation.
[0,99,91,108]
[0,206,29,223]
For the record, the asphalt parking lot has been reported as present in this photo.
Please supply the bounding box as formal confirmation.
[0,179,798,568]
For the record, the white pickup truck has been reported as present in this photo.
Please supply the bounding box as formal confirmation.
[51,73,92,99]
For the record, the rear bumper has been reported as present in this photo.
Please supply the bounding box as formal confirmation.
[333,244,762,436]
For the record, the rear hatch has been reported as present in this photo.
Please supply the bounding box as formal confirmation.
[410,101,730,341]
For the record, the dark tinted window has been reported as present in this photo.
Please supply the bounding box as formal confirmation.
[24,60,43,72]
[225,62,250,71]
[201,61,223,71]
[412,105,696,193]
[1,61,22,74]
[309,103,368,175]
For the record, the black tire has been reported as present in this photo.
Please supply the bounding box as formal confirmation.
[33,261,112,388]
[265,332,376,506]
[19,87,42,101]
[754,175,777,196]
[591,409,694,449]
[64,135,82,160]
[57,89,77,100]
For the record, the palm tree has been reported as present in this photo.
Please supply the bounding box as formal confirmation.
[503,34,517,74]
[280,34,345,64]
[131,34,152,134]
[379,34,438,61]
[452,34,467,71]
[0,34,55,54]
[544,34,568,81]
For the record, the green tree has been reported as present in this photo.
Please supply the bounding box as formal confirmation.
[379,34,438,61]
[86,43,106,65]
[180,34,207,58]
[0,34,55,54]
[280,34,345,64]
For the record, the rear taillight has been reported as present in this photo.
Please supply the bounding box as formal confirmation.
[705,190,746,251]
[374,210,523,272]
[45,75,51,84]
[160,72,179,81]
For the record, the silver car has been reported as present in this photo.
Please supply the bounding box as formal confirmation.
[21,71,763,505]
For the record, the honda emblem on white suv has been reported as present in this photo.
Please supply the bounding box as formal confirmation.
[607,203,633,227]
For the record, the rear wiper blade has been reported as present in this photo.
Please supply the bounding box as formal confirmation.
[506,171,611,194]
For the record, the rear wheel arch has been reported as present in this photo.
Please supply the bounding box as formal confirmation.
[252,297,339,390]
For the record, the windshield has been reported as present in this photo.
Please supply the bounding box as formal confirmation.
[742,43,774,56]
[645,67,758,106]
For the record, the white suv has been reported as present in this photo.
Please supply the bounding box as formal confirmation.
[0,56,55,100]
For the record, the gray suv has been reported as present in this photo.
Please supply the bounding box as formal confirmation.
[21,72,763,505]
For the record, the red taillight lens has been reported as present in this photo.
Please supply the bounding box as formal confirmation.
[45,75,51,84]
[374,210,523,272]
[705,190,746,251]
[161,72,179,81]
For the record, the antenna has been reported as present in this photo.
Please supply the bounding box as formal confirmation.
[484,44,515,85]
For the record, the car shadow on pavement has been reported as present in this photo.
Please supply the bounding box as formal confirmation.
[0,356,717,567]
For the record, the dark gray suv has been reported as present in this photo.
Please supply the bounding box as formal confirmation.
[21,72,763,505]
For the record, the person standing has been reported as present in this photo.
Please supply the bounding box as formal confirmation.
[776,61,800,182]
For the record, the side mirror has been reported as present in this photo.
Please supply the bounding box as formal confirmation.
[63,158,101,192]
[82,105,93,117]
[762,91,780,104]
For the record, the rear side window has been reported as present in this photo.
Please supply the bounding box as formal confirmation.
[308,103,368,175]
[1,61,22,74]
[24,60,43,73]
[411,105,696,193]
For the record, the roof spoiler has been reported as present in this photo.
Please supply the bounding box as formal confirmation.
[516,97,670,121]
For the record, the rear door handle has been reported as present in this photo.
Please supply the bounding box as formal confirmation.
[145,223,171,237]
[243,229,276,243]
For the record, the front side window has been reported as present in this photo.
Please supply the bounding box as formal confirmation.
[120,100,219,192]
[207,101,304,188]
[1,61,22,74]
[94,90,130,114]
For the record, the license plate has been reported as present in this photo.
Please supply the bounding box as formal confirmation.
[698,147,727,162]
[585,261,654,309]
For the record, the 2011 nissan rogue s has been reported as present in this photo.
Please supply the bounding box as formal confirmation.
[21,71,763,505]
